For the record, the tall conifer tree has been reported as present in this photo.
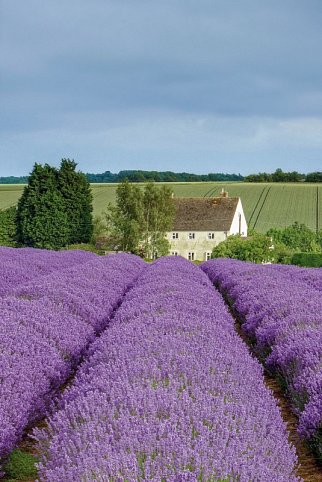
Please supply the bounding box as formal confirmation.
[16,160,93,249]
[59,159,93,243]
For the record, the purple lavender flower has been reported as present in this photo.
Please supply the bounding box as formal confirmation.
[0,249,144,469]
[35,257,299,481]
[201,258,322,460]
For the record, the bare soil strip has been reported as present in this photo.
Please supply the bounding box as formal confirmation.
[264,375,321,481]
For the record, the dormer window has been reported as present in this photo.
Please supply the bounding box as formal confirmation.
[188,232,195,239]
[208,232,215,240]
[172,232,179,239]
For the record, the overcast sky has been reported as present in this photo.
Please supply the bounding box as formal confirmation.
[1,0,322,176]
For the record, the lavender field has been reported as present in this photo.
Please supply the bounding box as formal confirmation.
[0,247,144,476]
[201,259,322,466]
[2,248,322,480]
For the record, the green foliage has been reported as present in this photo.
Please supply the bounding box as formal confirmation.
[272,242,293,264]
[212,233,273,264]
[64,243,102,255]
[106,180,144,253]
[305,171,322,183]
[59,159,93,243]
[16,163,63,248]
[267,222,320,252]
[3,449,38,480]
[142,182,175,259]
[85,170,244,183]
[91,215,110,250]
[105,180,174,258]
[28,189,70,249]
[16,160,93,249]
[0,206,17,246]
[291,252,322,268]
[0,176,28,184]
[316,230,322,250]
[309,427,322,464]
[245,168,305,183]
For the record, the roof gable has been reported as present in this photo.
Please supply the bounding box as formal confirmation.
[172,197,240,231]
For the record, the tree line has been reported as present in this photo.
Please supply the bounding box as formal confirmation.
[1,168,321,184]
[245,168,322,183]
[86,170,244,183]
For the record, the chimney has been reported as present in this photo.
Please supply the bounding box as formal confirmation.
[220,188,228,198]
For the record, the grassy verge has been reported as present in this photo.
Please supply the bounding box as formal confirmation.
[2,449,38,481]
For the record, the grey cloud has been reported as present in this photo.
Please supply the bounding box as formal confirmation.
[1,0,322,174]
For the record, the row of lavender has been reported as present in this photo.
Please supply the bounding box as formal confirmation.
[35,257,299,481]
[0,249,144,474]
[201,259,322,462]
[0,246,96,296]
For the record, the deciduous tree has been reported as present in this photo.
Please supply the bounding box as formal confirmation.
[105,180,174,258]
[212,233,273,263]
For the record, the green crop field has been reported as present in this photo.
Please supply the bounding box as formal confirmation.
[0,182,321,233]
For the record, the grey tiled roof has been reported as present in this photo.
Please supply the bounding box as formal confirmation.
[172,197,239,231]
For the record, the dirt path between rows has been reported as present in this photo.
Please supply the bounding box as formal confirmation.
[264,375,321,481]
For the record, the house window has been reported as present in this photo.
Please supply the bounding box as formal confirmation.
[188,232,195,239]
[172,232,179,239]
[188,252,195,261]
[205,252,211,260]
[171,251,178,256]
[224,231,228,239]
[208,232,215,240]
[238,213,242,234]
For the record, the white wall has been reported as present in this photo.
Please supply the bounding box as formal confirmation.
[167,231,228,261]
[229,199,248,237]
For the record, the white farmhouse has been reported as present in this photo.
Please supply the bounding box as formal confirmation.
[167,191,247,261]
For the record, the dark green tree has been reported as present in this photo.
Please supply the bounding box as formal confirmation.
[16,163,68,248]
[0,206,17,246]
[16,160,93,249]
[58,159,93,243]
[26,189,70,249]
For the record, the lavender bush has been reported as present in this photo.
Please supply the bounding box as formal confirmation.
[0,250,144,472]
[201,258,322,461]
[35,257,299,481]
[0,246,96,297]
